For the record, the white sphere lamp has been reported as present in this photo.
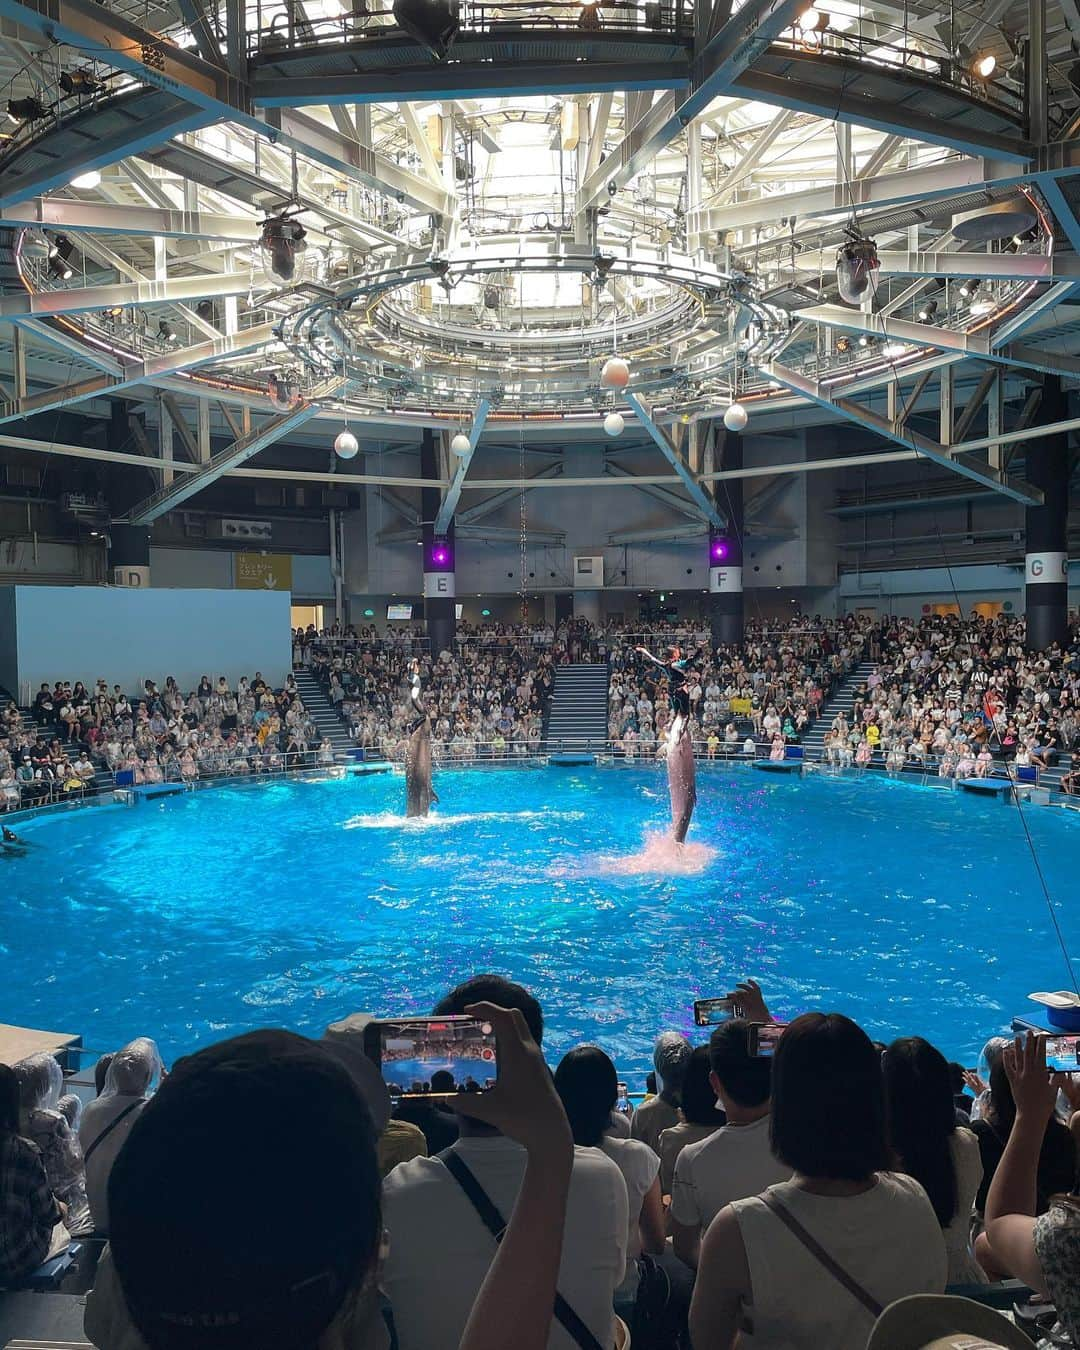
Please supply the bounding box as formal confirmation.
[334,430,359,459]
[723,402,749,432]
[603,412,625,437]
[600,356,630,389]
[451,432,472,457]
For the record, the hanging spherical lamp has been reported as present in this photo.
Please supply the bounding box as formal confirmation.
[603,411,625,437]
[723,402,749,432]
[334,430,359,459]
[600,356,630,389]
[451,432,472,457]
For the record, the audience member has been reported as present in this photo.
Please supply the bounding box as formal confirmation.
[631,1032,691,1153]
[79,1037,162,1234]
[655,1044,722,1197]
[0,1062,64,1284]
[13,1051,91,1236]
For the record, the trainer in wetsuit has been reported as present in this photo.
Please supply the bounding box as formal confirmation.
[635,642,707,734]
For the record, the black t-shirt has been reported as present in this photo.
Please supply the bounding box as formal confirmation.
[972,1114,1077,1214]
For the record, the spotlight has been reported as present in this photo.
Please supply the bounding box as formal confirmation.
[260,215,307,282]
[70,169,101,190]
[969,286,995,316]
[1012,227,1038,246]
[882,341,907,358]
[970,51,996,79]
[428,537,453,569]
[917,299,938,321]
[267,372,299,410]
[710,537,730,564]
[836,228,880,306]
[104,306,123,321]
[857,333,874,347]
[47,235,74,280]
[836,336,852,353]
[334,430,359,459]
[157,319,179,344]
[796,5,823,28]
[723,402,748,432]
[59,69,105,96]
[392,0,460,59]
[483,286,500,309]
[958,279,976,299]
[195,299,215,322]
[7,97,49,124]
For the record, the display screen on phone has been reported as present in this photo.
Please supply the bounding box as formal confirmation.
[1043,1034,1080,1072]
[749,1023,787,1057]
[363,1016,498,1097]
[694,997,738,1027]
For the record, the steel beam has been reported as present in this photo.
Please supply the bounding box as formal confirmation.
[626,392,725,527]
[1033,175,1080,253]
[456,462,564,524]
[952,367,999,442]
[13,317,125,376]
[121,400,323,522]
[760,360,1042,505]
[434,400,491,535]
[0,272,253,319]
[578,0,804,210]
[604,459,705,519]
[175,0,224,67]
[795,249,1077,282]
[0,199,261,242]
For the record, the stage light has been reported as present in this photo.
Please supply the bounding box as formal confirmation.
[958,279,977,299]
[196,299,215,322]
[59,69,105,96]
[47,235,74,280]
[882,341,907,358]
[836,229,880,306]
[710,537,730,564]
[261,215,307,282]
[428,537,453,570]
[917,299,938,321]
[392,0,459,58]
[796,5,823,29]
[70,169,101,190]
[268,372,300,410]
[969,286,995,316]
[334,430,359,459]
[157,319,179,344]
[836,336,852,353]
[7,97,48,124]
[970,52,996,79]
[857,333,873,347]
[723,402,748,432]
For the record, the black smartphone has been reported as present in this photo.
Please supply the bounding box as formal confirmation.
[362,1015,498,1097]
[694,996,739,1027]
[748,1023,786,1057]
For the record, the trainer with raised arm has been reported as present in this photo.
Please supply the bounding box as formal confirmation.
[405,659,438,818]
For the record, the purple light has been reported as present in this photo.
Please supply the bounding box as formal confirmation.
[433,547,448,565]
[710,538,729,563]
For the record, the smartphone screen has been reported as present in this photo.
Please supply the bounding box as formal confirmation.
[364,1016,498,1097]
[749,1023,786,1057]
[1043,1034,1080,1072]
[694,996,738,1027]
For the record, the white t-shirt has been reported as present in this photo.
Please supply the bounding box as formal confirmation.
[382,1135,628,1350]
[730,1173,948,1350]
[669,1114,790,1233]
[79,1094,148,1234]
[599,1136,660,1295]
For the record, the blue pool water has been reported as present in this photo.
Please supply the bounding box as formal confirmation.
[4,766,1080,1076]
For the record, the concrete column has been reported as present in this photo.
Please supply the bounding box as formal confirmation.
[1025,376,1069,652]
[421,428,456,653]
[109,523,151,588]
[709,428,744,647]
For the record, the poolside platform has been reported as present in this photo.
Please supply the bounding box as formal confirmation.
[345,762,391,776]
[958,778,1012,798]
[752,759,802,774]
[130,782,188,803]
[0,1022,82,1069]
[550,753,597,766]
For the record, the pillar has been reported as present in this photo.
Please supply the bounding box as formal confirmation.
[1025,376,1069,652]
[421,429,456,654]
[573,590,601,624]
[709,429,744,647]
[109,524,151,587]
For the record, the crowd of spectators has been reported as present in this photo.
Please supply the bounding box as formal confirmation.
[0,673,337,809]
[3,972,1079,1350]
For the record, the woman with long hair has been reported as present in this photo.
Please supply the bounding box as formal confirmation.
[883,1037,984,1283]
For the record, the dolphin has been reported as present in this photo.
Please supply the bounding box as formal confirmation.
[666,726,697,843]
[405,715,438,818]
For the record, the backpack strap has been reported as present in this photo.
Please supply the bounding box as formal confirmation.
[439,1149,606,1350]
[759,1190,884,1319]
[83,1100,141,1166]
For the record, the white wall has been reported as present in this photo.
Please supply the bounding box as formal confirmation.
[7,586,291,698]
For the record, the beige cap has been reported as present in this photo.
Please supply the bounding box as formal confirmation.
[866,1296,1033,1350]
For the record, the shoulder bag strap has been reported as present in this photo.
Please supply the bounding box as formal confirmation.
[438,1149,606,1350]
[759,1190,884,1319]
[83,1100,142,1166]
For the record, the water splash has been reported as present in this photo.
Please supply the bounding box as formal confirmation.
[344,809,585,830]
[594,829,717,876]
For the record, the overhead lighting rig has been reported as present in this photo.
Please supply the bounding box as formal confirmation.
[836,228,880,307]
[260,211,308,282]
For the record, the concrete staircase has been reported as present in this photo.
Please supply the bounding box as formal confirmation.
[545,663,610,750]
[291,667,355,757]
[800,660,877,759]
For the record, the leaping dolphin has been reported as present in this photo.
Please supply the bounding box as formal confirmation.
[666,722,697,842]
[404,664,438,818]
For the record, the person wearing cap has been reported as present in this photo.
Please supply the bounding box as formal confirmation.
[381,975,629,1350]
[981,1033,1080,1348]
[87,1007,577,1350]
[690,1012,946,1350]
[631,1031,692,1154]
